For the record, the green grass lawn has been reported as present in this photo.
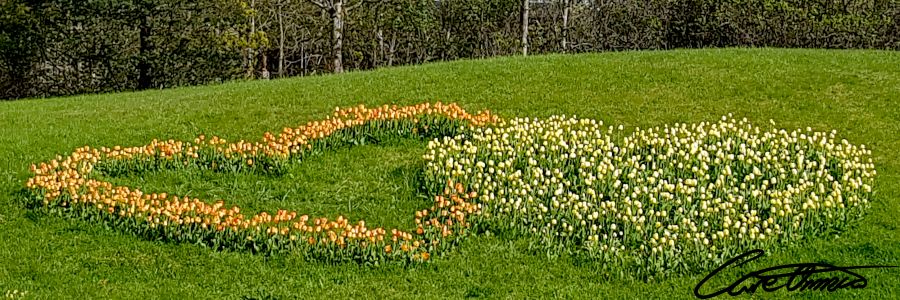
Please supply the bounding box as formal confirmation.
[1,48,899,299]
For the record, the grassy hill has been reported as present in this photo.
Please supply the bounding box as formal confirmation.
[1,48,899,299]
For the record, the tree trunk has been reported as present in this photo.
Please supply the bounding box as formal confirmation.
[388,34,396,66]
[261,51,269,79]
[278,2,285,77]
[562,0,570,52]
[331,0,344,73]
[377,28,384,67]
[138,13,152,89]
[247,0,257,78]
[521,0,529,56]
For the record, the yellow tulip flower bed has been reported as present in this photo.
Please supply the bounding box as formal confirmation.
[26,102,498,263]
[423,115,876,277]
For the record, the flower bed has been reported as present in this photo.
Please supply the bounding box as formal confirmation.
[25,104,876,276]
[26,102,498,264]
[423,115,875,276]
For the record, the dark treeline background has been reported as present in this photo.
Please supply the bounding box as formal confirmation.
[1,0,898,99]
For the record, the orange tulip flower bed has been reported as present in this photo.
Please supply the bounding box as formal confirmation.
[25,102,500,264]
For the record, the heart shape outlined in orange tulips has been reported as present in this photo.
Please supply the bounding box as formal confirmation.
[26,102,500,263]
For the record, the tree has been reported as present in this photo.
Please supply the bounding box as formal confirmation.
[0,0,43,98]
[520,0,529,56]
[136,1,154,89]
[308,0,364,73]
[275,0,286,77]
[560,0,570,52]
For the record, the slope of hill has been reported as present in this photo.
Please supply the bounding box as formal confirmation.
[1,48,899,299]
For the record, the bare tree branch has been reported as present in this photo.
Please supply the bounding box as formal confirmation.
[345,0,365,13]
[308,0,327,9]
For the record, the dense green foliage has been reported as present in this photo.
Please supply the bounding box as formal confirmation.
[0,0,246,98]
[0,49,899,298]
[1,0,898,99]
